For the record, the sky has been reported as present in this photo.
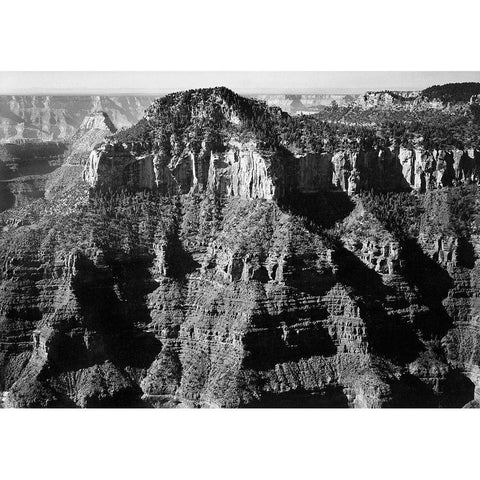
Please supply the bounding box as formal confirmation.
[0,71,479,95]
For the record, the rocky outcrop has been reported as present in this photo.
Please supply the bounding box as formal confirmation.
[45,112,116,200]
[83,140,480,199]
[65,111,117,166]
[357,91,420,109]
[398,147,480,191]
[84,138,284,200]
[329,146,480,195]
[0,111,117,210]
[78,88,480,198]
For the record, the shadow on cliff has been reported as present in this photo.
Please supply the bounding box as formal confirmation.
[164,230,201,279]
[0,183,15,212]
[400,239,454,340]
[47,254,163,379]
[333,246,424,364]
[244,386,349,408]
[279,191,355,230]
[390,370,475,408]
[456,237,475,269]
[242,307,337,370]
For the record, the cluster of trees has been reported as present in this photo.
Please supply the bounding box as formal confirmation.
[360,191,424,239]
[114,118,152,144]
[180,192,225,248]
[421,82,480,103]
[422,185,480,238]
[278,114,381,152]
[312,104,480,149]
[111,85,480,158]
[58,188,181,254]
[115,87,288,155]
[360,185,480,242]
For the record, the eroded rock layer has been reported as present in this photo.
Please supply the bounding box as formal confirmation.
[0,184,478,408]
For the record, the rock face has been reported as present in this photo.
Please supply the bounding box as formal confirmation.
[83,141,480,197]
[1,185,478,408]
[398,147,480,190]
[84,138,283,200]
[0,95,154,142]
[45,112,117,200]
[1,87,480,408]
[329,146,480,195]
[83,89,291,200]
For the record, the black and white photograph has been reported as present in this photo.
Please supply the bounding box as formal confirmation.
[1,1,479,479]
[2,71,480,409]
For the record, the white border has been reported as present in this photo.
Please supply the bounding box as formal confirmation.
[1,409,478,480]
[2,0,480,71]
[1,1,480,478]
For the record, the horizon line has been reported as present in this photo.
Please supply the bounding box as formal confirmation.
[1,71,479,96]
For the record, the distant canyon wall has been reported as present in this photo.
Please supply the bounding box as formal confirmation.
[0,111,116,210]
[0,95,155,142]
[251,94,359,114]
[0,142,67,211]
[356,91,452,110]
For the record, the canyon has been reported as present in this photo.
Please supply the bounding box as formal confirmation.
[0,95,154,142]
[0,86,479,407]
[0,98,145,211]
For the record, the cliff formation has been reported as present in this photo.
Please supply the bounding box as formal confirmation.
[45,112,117,200]
[84,88,289,200]
[0,87,479,408]
[81,88,480,198]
